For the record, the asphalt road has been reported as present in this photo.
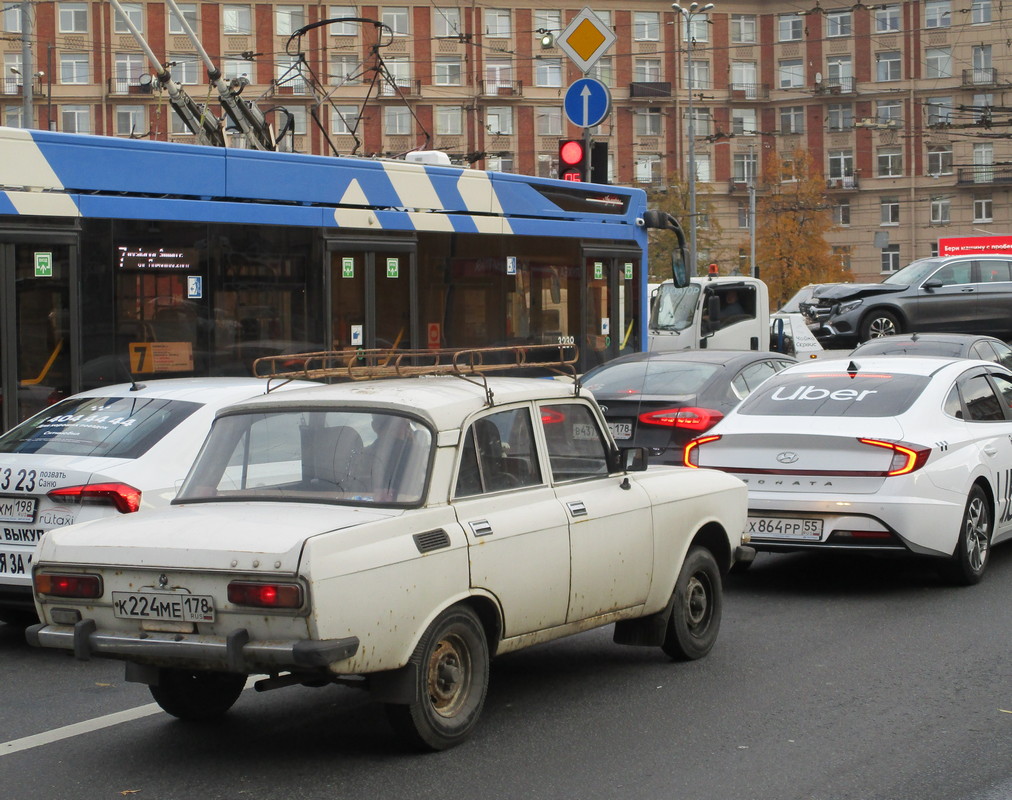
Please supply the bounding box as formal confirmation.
[2,548,1009,800]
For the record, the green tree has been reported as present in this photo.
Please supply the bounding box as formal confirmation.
[646,178,730,284]
[752,148,850,309]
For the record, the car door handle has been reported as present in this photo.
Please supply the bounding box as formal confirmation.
[567,501,588,518]
[960,287,975,293]
[468,519,493,537]
[983,445,998,456]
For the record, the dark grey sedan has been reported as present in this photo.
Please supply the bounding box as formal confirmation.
[850,332,1012,368]
[581,350,796,465]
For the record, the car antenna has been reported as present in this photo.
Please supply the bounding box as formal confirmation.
[117,357,146,392]
[911,332,919,341]
[847,360,859,378]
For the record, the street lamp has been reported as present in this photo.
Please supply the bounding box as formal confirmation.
[672,2,713,274]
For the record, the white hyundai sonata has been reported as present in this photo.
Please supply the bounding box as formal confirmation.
[684,356,1012,584]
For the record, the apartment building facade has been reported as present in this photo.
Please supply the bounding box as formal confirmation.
[1,0,1009,282]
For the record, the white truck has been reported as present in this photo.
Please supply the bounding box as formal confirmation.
[648,274,824,358]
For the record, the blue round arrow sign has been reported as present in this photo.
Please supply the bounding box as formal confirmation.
[563,78,611,129]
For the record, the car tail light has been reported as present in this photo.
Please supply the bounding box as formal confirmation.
[227,581,303,609]
[858,438,931,476]
[47,483,142,514]
[683,435,722,468]
[639,407,724,431]
[35,573,103,599]
[541,408,565,424]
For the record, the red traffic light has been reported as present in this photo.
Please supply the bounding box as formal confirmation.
[559,140,586,166]
[558,139,588,181]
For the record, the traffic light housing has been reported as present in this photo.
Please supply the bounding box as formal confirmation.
[558,139,588,182]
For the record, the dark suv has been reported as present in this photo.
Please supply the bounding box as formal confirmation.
[802,255,1012,347]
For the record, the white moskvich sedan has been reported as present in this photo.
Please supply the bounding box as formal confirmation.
[684,355,1012,584]
[27,362,750,750]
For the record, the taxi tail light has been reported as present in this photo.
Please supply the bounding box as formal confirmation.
[35,573,103,599]
[227,581,303,609]
[541,408,566,424]
[47,482,142,514]
[857,438,931,476]
[639,407,723,431]
[683,434,722,468]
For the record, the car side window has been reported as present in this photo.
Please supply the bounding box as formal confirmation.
[978,260,1011,283]
[454,407,541,498]
[959,375,1005,421]
[540,403,610,482]
[987,374,1012,417]
[970,342,998,363]
[930,262,972,286]
[943,384,963,419]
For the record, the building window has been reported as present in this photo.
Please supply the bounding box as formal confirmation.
[534,9,561,35]
[880,196,900,225]
[972,93,993,123]
[927,145,953,175]
[926,1,951,28]
[634,108,662,136]
[588,57,613,88]
[435,106,462,135]
[780,106,804,134]
[730,14,756,44]
[878,147,903,177]
[384,106,410,135]
[486,154,513,173]
[434,7,461,37]
[535,106,561,136]
[328,6,359,35]
[59,53,90,85]
[113,3,143,33]
[828,149,853,179]
[781,155,797,182]
[682,15,709,42]
[688,60,710,91]
[827,103,852,131]
[737,202,750,229]
[383,7,409,35]
[634,59,661,83]
[833,201,851,226]
[114,53,146,92]
[223,5,252,34]
[58,3,88,33]
[171,55,198,84]
[485,8,511,37]
[61,104,90,134]
[168,4,198,34]
[222,56,250,81]
[434,57,462,86]
[485,106,512,135]
[331,55,361,85]
[385,58,410,87]
[635,154,662,184]
[876,51,901,82]
[974,196,993,222]
[731,61,757,93]
[778,13,802,41]
[972,0,992,24]
[331,105,360,134]
[925,48,952,79]
[115,105,144,136]
[877,99,901,124]
[732,152,758,182]
[925,97,953,126]
[2,4,21,32]
[827,56,852,92]
[535,58,562,87]
[930,197,951,225]
[875,5,900,32]
[275,6,305,36]
[833,246,852,271]
[634,11,660,41]
[826,10,851,37]
[4,105,24,128]
[881,245,901,273]
[689,107,711,138]
[732,108,756,136]
[692,153,711,182]
[779,59,803,89]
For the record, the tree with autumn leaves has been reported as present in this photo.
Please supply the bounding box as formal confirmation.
[754,148,851,309]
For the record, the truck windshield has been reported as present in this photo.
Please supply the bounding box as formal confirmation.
[649,283,701,332]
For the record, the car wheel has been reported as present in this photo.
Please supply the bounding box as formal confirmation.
[661,546,722,661]
[149,669,246,720]
[859,310,900,341]
[386,604,489,751]
[940,485,992,586]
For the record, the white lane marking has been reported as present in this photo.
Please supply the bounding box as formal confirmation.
[0,677,258,757]
[0,704,161,757]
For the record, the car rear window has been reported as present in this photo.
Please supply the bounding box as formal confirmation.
[855,341,963,358]
[737,372,929,417]
[582,361,720,396]
[0,396,202,458]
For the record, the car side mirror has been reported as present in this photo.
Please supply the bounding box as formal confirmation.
[620,447,648,472]
[922,279,943,291]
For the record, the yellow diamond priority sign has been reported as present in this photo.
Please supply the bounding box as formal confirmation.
[557,8,616,74]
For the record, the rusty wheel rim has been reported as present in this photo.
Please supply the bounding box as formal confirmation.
[426,633,472,718]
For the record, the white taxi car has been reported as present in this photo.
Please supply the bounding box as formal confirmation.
[0,377,316,624]
[684,356,1012,584]
[28,347,750,751]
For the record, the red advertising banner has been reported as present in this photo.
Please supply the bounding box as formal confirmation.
[938,235,1012,256]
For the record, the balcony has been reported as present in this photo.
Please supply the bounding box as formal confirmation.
[814,77,855,95]
[379,80,422,97]
[629,82,671,98]
[826,175,860,190]
[962,68,999,87]
[2,76,22,95]
[729,82,769,101]
[479,80,523,97]
[273,76,310,95]
[957,165,1012,185]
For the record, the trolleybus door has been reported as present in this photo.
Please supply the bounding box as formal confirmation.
[583,254,641,370]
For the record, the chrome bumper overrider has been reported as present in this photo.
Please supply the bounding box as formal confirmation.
[26,620,359,672]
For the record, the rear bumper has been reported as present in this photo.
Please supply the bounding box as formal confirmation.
[26,620,359,673]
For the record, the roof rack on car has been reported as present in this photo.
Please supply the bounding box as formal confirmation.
[253,344,580,392]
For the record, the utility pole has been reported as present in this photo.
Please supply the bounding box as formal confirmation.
[749,143,757,278]
[21,0,33,128]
